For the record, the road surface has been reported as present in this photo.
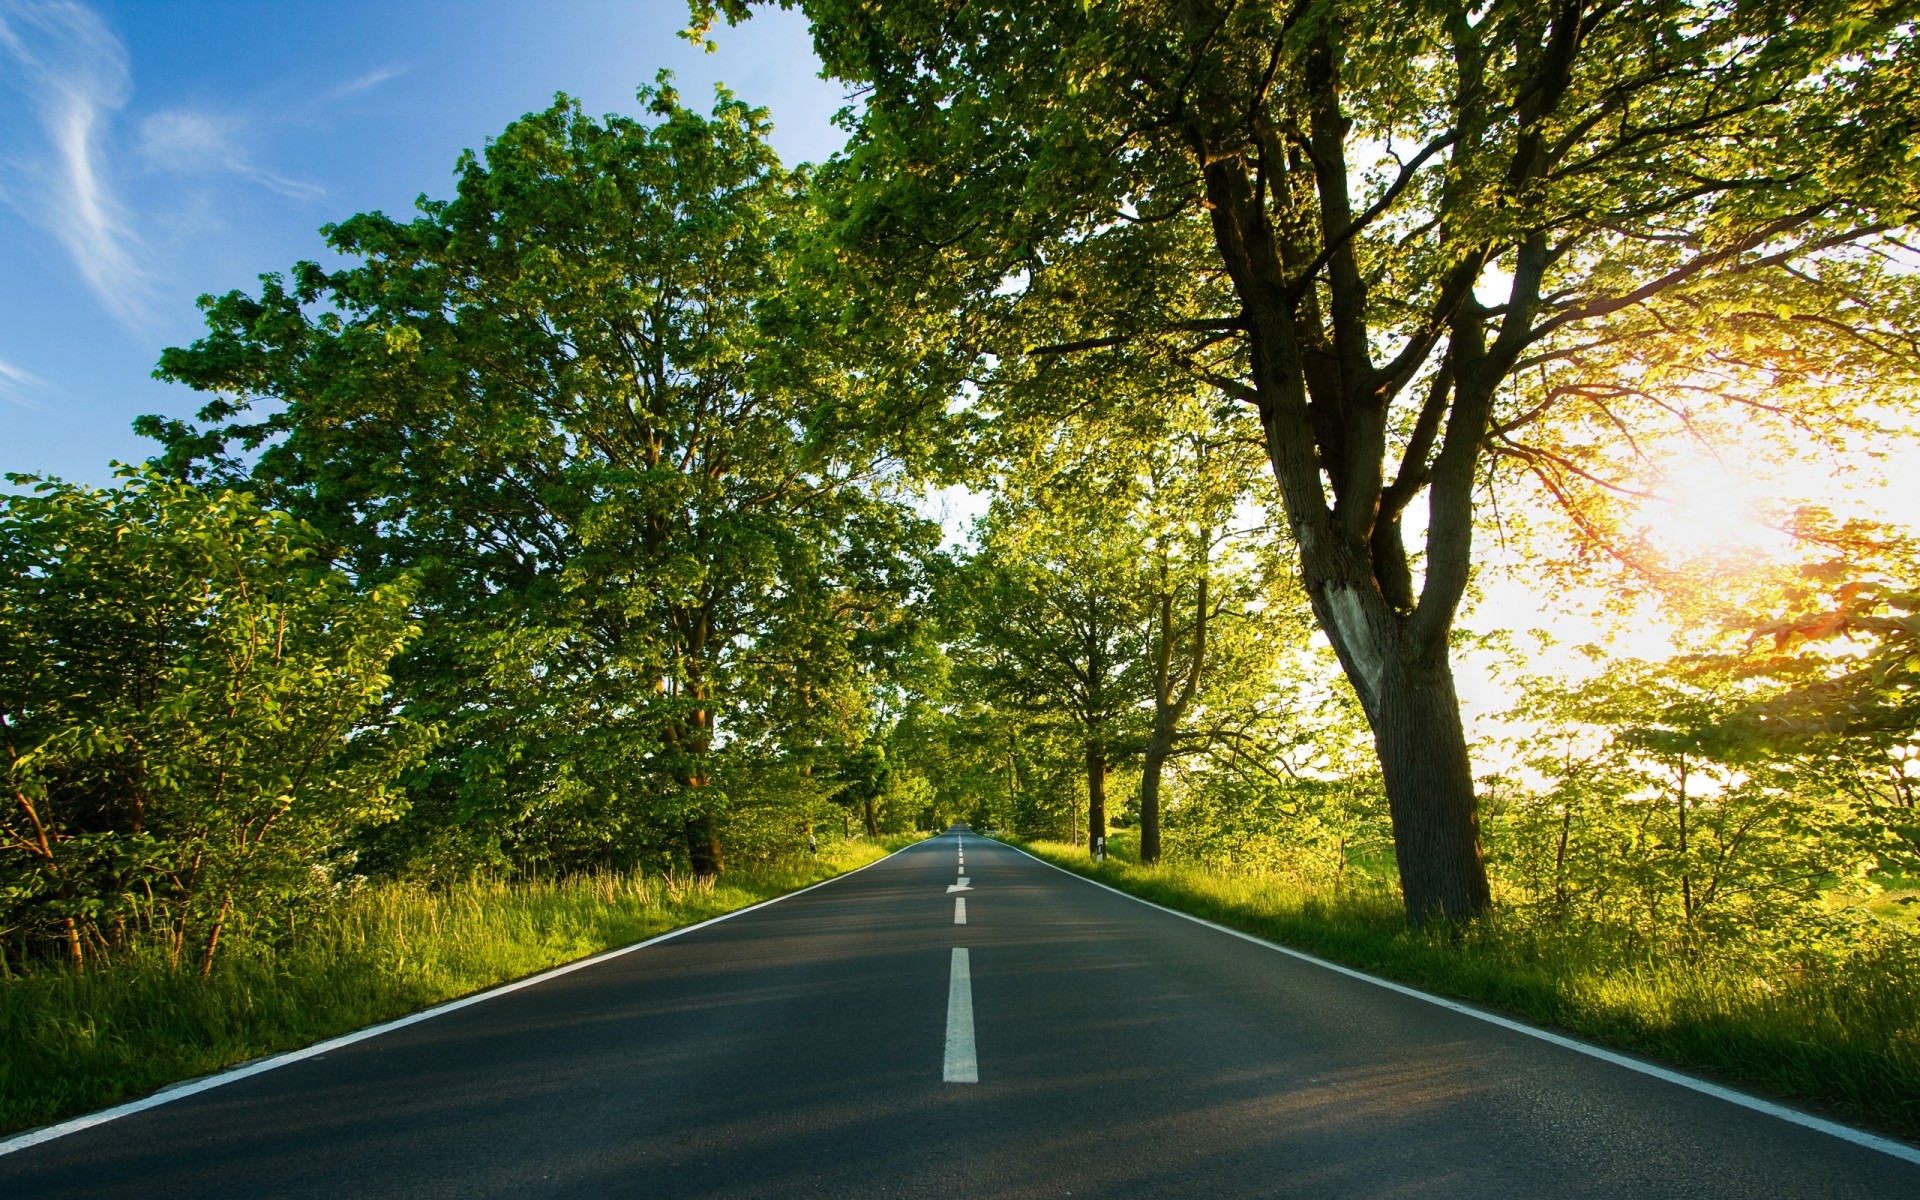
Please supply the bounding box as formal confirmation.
[2,829,1915,1197]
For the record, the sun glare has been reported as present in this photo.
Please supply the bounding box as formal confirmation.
[1632,451,1793,565]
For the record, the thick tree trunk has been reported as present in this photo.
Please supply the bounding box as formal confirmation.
[1138,724,1174,865]
[1085,742,1107,856]
[672,674,725,879]
[685,814,724,879]
[863,794,880,837]
[1368,655,1491,922]
[1196,107,1504,924]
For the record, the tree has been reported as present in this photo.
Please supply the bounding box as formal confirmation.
[951,491,1152,853]
[1737,574,1920,872]
[1490,650,1899,947]
[697,0,1920,919]
[0,474,419,973]
[1129,407,1307,863]
[147,81,935,877]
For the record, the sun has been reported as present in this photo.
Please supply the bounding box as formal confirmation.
[1632,450,1793,565]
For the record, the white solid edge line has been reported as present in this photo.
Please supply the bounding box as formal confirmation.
[0,841,923,1159]
[943,947,978,1083]
[998,840,1920,1167]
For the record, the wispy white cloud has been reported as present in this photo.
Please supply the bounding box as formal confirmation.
[0,0,157,329]
[139,108,323,200]
[323,63,407,101]
[0,354,50,409]
[1,2,338,333]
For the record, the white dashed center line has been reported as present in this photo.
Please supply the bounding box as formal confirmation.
[944,947,977,1083]
[954,896,967,924]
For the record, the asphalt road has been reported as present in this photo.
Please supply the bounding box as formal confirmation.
[3,829,1916,1198]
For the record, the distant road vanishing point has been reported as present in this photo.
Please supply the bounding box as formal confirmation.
[2,829,1916,1198]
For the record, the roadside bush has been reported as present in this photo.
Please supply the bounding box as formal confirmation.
[0,473,422,975]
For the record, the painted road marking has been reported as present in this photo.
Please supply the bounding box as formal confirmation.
[944,948,978,1083]
[947,877,970,893]
[954,897,967,924]
[1000,841,1920,1167]
[0,845,922,1160]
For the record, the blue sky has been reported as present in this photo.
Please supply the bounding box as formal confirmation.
[0,0,847,484]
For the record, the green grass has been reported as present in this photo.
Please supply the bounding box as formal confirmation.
[1012,837,1920,1142]
[0,835,920,1136]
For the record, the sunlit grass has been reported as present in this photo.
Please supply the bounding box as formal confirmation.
[1015,836,1920,1141]
[0,835,920,1135]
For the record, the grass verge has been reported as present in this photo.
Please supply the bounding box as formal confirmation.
[1009,837,1920,1143]
[0,835,921,1136]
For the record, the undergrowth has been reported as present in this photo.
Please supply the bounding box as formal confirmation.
[0,835,919,1135]
[1012,836,1920,1143]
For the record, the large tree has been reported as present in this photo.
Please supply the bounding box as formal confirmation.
[698,0,1920,919]
[147,81,932,877]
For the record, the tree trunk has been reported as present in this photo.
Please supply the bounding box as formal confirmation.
[1368,656,1491,922]
[1085,742,1107,856]
[674,676,724,879]
[863,794,880,837]
[685,814,724,880]
[1139,723,1174,865]
[199,893,232,979]
[1198,124,1503,924]
[1676,755,1692,926]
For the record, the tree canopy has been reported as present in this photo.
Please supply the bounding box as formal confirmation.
[697,0,1920,919]
[143,81,935,879]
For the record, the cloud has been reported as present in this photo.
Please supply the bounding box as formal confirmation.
[139,108,322,200]
[0,354,49,409]
[0,0,157,329]
[323,63,407,101]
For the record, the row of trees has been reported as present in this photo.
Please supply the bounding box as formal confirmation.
[5,86,941,971]
[692,0,1920,920]
[6,2,1919,970]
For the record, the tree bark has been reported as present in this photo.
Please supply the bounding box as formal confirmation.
[673,663,724,880]
[199,892,233,978]
[1367,655,1491,922]
[684,814,724,880]
[1085,741,1107,856]
[1140,570,1206,866]
[1139,724,1173,865]
[1197,144,1497,922]
[863,794,880,837]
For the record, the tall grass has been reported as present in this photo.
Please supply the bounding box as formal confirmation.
[1015,837,1920,1141]
[0,836,918,1135]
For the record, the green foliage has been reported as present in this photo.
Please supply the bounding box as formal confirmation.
[1488,656,1893,949]
[1477,566,1920,952]
[1166,769,1392,886]
[713,0,1920,920]
[146,81,937,875]
[0,473,421,973]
